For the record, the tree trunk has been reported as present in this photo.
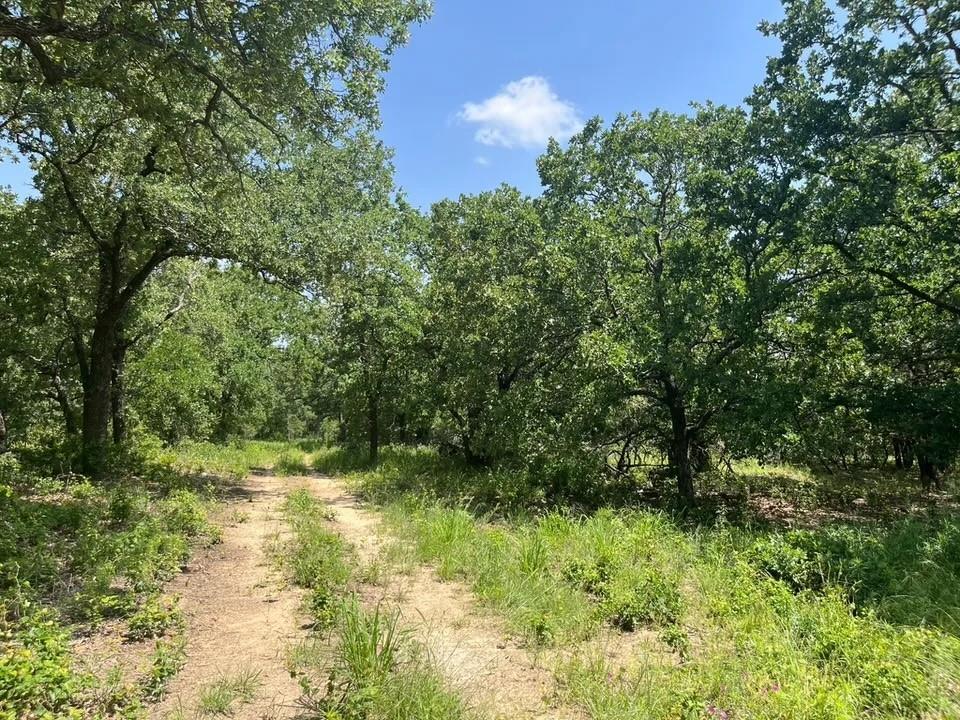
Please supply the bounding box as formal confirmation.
[367,392,379,465]
[903,439,915,469]
[81,314,119,474]
[0,409,7,453]
[463,442,489,468]
[665,381,695,503]
[918,454,943,491]
[52,380,78,437]
[111,340,127,445]
[396,412,409,445]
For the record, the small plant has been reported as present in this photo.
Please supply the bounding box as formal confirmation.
[159,489,216,540]
[142,635,187,701]
[90,666,143,718]
[307,586,340,631]
[744,532,821,593]
[658,623,690,659]
[197,668,262,716]
[125,594,183,640]
[278,490,351,616]
[601,568,684,631]
[0,604,89,719]
[336,602,405,689]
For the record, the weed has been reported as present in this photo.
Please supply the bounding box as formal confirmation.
[658,623,690,659]
[336,601,405,689]
[229,509,249,524]
[297,602,474,720]
[197,668,262,715]
[142,635,187,701]
[0,602,88,719]
[275,485,477,720]
[0,451,218,717]
[126,594,183,640]
[275,489,351,629]
[275,452,310,476]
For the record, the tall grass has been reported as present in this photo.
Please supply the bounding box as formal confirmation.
[172,439,315,478]
[335,447,960,720]
[277,488,479,720]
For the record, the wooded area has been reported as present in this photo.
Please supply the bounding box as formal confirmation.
[2,0,958,502]
[1,1,958,719]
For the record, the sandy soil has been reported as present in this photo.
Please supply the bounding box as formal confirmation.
[148,473,310,719]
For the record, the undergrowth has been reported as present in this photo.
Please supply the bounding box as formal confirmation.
[325,445,960,720]
[173,439,317,479]
[0,447,219,719]
[153,440,960,719]
[278,488,478,720]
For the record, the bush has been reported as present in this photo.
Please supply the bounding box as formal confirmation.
[743,518,960,634]
[0,603,87,720]
[125,594,182,640]
[601,568,684,630]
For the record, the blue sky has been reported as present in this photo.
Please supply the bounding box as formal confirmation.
[380,1,785,209]
[0,1,785,206]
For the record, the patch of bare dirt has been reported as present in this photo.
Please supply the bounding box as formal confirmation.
[147,473,310,719]
[73,618,157,693]
[307,475,584,720]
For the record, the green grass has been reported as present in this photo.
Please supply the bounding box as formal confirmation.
[313,445,581,516]
[197,668,262,715]
[274,488,352,629]
[325,445,960,720]
[171,439,314,479]
[277,488,479,720]
[296,601,478,720]
[381,501,596,646]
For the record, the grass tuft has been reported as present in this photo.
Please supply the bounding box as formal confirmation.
[197,668,262,716]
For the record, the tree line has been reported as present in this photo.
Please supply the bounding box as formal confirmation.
[1,0,958,503]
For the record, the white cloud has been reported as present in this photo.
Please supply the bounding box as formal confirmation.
[459,76,583,149]
[474,155,491,166]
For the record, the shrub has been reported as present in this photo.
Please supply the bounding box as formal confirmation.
[125,595,183,641]
[601,567,684,630]
[745,532,821,593]
[0,603,88,720]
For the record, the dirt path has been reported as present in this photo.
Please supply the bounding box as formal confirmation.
[150,473,309,720]
[307,474,582,720]
[140,471,584,719]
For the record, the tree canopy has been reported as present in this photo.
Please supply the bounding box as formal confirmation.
[1,0,957,501]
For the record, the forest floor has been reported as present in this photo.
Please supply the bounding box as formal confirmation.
[146,471,581,719]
